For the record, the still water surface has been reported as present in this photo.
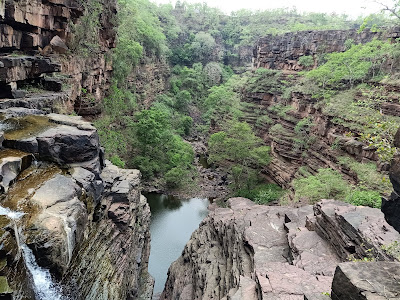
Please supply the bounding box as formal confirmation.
[145,193,209,294]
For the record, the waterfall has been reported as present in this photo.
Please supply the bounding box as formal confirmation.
[21,245,65,300]
[0,205,66,300]
[0,206,24,254]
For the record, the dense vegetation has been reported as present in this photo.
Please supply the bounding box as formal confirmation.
[92,0,399,206]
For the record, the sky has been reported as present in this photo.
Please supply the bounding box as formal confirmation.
[151,0,394,18]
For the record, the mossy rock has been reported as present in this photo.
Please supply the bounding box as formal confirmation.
[0,258,6,274]
[0,276,13,294]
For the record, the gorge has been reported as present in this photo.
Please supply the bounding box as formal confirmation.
[0,0,400,300]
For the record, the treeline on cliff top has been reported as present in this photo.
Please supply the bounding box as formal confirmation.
[93,0,399,206]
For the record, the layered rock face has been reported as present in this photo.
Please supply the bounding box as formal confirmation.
[0,0,116,116]
[161,197,400,300]
[243,29,400,191]
[0,107,153,299]
[253,28,400,71]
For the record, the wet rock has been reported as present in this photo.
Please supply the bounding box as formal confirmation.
[26,197,87,277]
[0,149,33,192]
[331,262,400,300]
[31,174,81,208]
[0,276,13,299]
[0,110,102,174]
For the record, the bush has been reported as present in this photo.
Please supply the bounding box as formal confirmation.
[165,167,187,187]
[293,168,383,208]
[110,155,126,168]
[236,183,283,204]
[345,189,381,208]
[306,40,395,88]
[293,168,349,203]
[298,55,314,67]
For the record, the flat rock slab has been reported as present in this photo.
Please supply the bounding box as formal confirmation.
[0,109,102,173]
[0,56,60,83]
[332,262,400,300]
[31,174,81,208]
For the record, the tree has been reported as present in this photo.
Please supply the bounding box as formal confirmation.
[191,32,217,63]
[208,121,271,190]
[375,0,400,21]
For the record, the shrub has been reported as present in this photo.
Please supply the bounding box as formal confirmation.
[110,155,126,168]
[293,168,384,208]
[345,189,381,208]
[298,55,314,67]
[293,168,349,203]
[236,183,284,204]
[165,167,187,187]
[306,40,394,88]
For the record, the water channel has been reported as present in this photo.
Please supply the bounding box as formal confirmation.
[145,193,209,295]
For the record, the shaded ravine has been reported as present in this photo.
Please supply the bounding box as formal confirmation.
[145,193,209,296]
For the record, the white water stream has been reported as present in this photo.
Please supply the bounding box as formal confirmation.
[0,205,65,300]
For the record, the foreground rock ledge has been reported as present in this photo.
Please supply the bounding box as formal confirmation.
[160,198,400,300]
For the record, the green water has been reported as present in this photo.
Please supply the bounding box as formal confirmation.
[145,193,209,294]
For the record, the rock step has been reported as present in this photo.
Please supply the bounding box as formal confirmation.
[331,262,400,300]
[313,200,400,261]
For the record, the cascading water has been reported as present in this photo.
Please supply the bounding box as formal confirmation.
[0,205,66,300]
[21,245,65,300]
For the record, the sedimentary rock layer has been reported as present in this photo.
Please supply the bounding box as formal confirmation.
[160,198,399,300]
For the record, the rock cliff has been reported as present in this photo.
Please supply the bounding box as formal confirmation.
[253,28,400,71]
[242,29,400,194]
[161,197,400,300]
[0,107,153,299]
[0,1,154,299]
[0,0,116,116]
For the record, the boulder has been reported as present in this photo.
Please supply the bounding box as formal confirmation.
[0,149,33,192]
[382,151,400,233]
[331,262,400,300]
[313,200,400,261]
[50,36,68,54]
[0,110,103,175]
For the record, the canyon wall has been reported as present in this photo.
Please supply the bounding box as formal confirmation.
[161,197,400,299]
[0,0,116,116]
[253,28,400,70]
[160,28,400,300]
[243,29,400,195]
[0,1,154,299]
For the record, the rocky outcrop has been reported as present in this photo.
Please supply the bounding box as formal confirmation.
[253,28,400,71]
[0,107,153,299]
[62,164,153,300]
[381,127,400,232]
[160,198,400,300]
[0,0,116,116]
[331,262,400,300]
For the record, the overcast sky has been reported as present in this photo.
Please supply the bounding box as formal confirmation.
[151,0,393,18]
